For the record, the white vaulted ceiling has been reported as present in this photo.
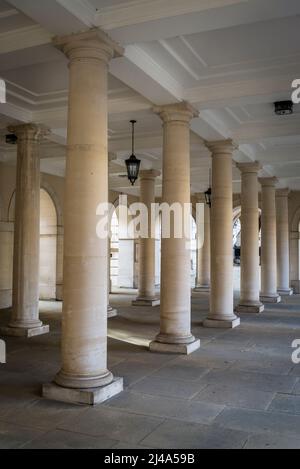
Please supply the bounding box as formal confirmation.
[0,0,300,195]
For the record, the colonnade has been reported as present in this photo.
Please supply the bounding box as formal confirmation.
[0,28,293,405]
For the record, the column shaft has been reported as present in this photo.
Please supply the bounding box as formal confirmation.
[150,103,200,354]
[203,140,240,328]
[195,197,210,291]
[276,189,292,295]
[133,170,160,307]
[43,30,124,405]
[1,124,49,338]
[236,163,264,313]
[259,178,281,303]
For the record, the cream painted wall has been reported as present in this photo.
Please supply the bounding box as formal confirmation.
[39,189,57,300]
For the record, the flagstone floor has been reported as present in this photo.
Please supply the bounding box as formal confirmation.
[0,289,300,449]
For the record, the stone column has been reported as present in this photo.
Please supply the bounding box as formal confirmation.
[203,140,240,328]
[1,124,49,338]
[276,189,293,296]
[259,177,281,303]
[150,102,200,355]
[194,194,210,292]
[107,152,118,318]
[236,162,264,313]
[133,169,160,307]
[55,226,64,301]
[43,30,124,406]
[107,237,117,318]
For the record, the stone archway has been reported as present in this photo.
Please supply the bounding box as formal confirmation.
[290,206,300,290]
[8,185,63,301]
[39,189,58,300]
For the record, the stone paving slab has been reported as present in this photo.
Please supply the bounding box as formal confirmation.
[215,407,300,437]
[199,369,298,393]
[150,361,209,382]
[0,399,86,431]
[58,406,164,445]
[140,420,250,449]
[0,421,45,449]
[130,376,207,399]
[22,429,118,449]
[267,393,300,415]
[106,390,224,424]
[244,432,300,449]
[292,380,300,395]
[194,383,275,410]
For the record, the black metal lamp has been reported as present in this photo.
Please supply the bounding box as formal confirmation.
[125,120,141,186]
[274,101,293,116]
[205,168,212,207]
[204,187,212,207]
[5,134,17,145]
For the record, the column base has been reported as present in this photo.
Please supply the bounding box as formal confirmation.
[107,306,118,318]
[132,297,160,307]
[0,324,49,338]
[193,285,210,293]
[149,338,200,355]
[42,377,123,406]
[278,288,293,296]
[203,317,240,329]
[235,302,264,314]
[260,295,281,304]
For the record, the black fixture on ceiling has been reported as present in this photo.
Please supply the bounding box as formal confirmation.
[274,101,293,116]
[205,168,212,207]
[5,134,17,145]
[125,120,141,186]
[204,187,212,208]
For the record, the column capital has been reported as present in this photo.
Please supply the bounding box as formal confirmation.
[8,123,49,141]
[205,139,238,155]
[236,161,261,174]
[276,188,290,197]
[153,102,199,124]
[139,169,161,180]
[259,177,278,187]
[53,28,124,64]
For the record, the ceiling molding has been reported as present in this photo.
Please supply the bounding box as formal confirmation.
[56,0,97,27]
[158,39,200,81]
[185,75,294,107]
[95,0,248,30]
[179,36,208,68]
[0,9,19,19]
[0,25,52,55]
[0,102,32,123]
[112,45,183,103]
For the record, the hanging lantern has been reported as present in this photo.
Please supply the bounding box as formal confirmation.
[125,120,141,186]
[205,168,212,207]
[204,188,212,207]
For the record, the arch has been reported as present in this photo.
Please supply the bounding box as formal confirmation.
[291,206,300,232]
[39,188,58,300]
[0,193,4,222]
[40,179,63,227]
[190,214,197,286]
[109,195,137,290]
[290,205,300,285]
[8,190,15,222]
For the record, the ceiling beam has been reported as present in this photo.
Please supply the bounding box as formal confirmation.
[95,0,247,31]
